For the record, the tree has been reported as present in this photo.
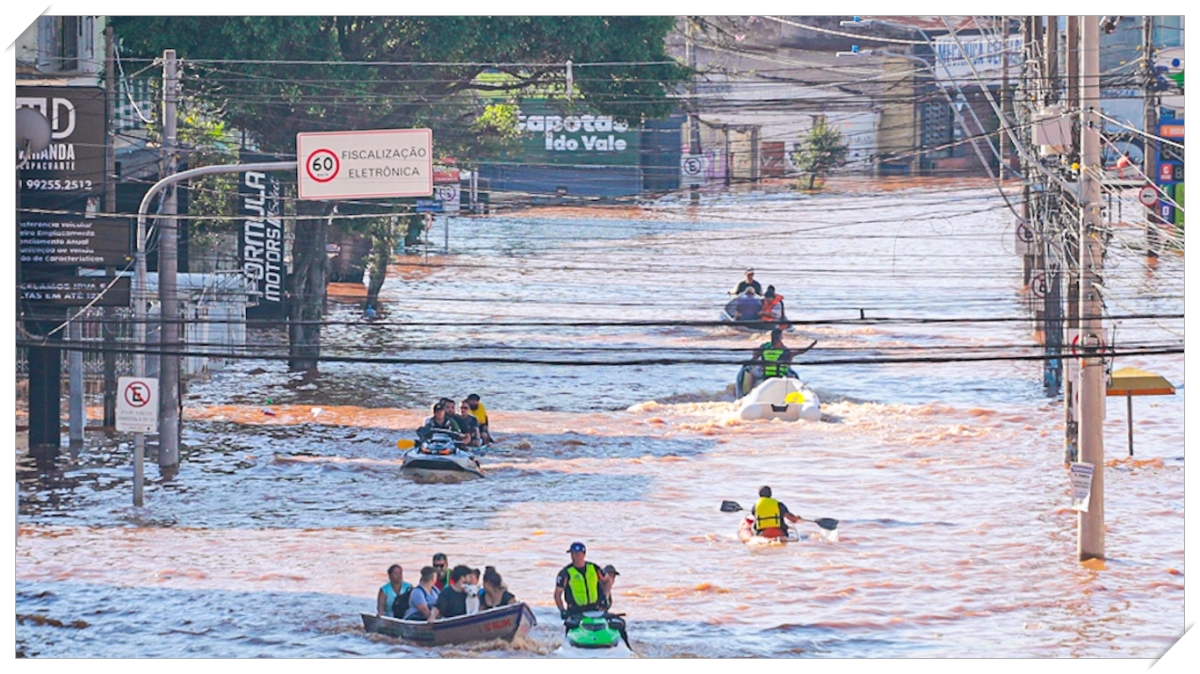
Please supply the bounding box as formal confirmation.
[111,16,688,371]
[789,118,850,190]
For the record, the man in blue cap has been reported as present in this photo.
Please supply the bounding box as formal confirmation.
[554,541,608,619]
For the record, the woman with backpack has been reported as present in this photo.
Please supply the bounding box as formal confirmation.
[376,564,413,618]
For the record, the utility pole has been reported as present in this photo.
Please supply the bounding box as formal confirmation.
[686,18,701,205]
[1063,15,1080,466]
[103,24,118,430]
[158,49,181,471]
[1077,17,1106,562]
[1141,15,1161,258]
[1045,16,1059,103]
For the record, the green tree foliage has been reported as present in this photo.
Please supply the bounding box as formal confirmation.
[110,16,687,370]
[789,118,850,190]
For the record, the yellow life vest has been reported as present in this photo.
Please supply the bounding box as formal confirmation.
[565,563,600,609]
[762,347,789,377]
[755,496,782,531]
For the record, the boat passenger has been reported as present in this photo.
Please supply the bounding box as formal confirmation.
[555,541,609,619]
[758,285,785,322]
[428,565,474,622]
[481,566,518,610]
[742,328,794,393]
[456,400,483,447]
[734,287,761,321]
[418,403,466,444]
[376,564,413,618]
[431,552,450,591]
[598,564,620,611]
[403,565,441,620]
[466,393,494,444]
[733,268,762,297]
[751,485,802,538]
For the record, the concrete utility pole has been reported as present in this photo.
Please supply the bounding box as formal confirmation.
[686,18,701,205]
[1077,17,1106,561]
[1141,15,1161,257]
[1063,15,1080,466]
[103,24,118,429]
[159,49,181,471]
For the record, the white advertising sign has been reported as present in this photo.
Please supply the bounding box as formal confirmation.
[297,129,432,200]
[933,35,1023,87]
[116,376,158,433]
[1070,462,1094,512]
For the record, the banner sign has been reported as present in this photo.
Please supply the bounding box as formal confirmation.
[932,35,1023,87]
[239,157,286,314]
[16,86,106,196]
[20,276,131,306]
[510,102,640,167]
[19,215,132,267]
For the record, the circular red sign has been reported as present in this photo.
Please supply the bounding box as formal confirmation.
[124,381,151,408]
[1138,186,1159,207]
[305,148,340,184]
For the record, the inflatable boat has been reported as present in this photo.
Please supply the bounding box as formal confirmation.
[719,297,793,333]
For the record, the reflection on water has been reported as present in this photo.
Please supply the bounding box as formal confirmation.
[16,183,1184,657]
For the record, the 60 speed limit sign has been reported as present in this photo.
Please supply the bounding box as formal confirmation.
[305,149,340,183]
[297,129,432,200]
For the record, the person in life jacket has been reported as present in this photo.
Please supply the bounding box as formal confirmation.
[742,328,795,394]
[554,541,611,620]
[751,485,802,538]
[758,285,785,323]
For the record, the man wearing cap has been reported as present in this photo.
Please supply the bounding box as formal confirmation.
[733,269,762,297]
[554,542,609,619]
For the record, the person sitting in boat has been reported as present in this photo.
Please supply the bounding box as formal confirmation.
[758,285,785,323]
[751,486,802,539]
[456,400,483,447]
[428,564,475,622]
[555,541,610,619]
[597,564,620,611]
[417,403,467,445]
[431,553,450,591]
[376,564,413,618]
[734,287,761,321]
[402,565,441,621]
[465,393,494,444]
[481,566,518,610]
[732,268,762,297]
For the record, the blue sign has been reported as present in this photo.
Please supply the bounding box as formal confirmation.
[416,199,443,213]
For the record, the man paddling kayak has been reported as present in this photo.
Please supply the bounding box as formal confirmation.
[751,486,802,539]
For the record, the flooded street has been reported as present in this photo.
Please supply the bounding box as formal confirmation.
[15,180,1185,658]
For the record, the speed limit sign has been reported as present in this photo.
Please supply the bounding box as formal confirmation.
[1137,185,1159,207]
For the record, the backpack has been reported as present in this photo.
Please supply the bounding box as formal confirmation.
[392,587,413,619]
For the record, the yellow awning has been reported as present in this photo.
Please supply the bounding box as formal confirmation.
[1106,367,1176,396]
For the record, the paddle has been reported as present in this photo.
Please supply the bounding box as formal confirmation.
[719,500,838,531]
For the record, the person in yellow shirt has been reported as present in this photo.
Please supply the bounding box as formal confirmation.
[465,393,494,444]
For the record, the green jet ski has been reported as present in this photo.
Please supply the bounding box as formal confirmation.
[564,611,630,650]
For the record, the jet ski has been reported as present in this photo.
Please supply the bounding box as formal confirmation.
[554,611,632,658]
[734,368,821,421]
[400,430,484,482]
